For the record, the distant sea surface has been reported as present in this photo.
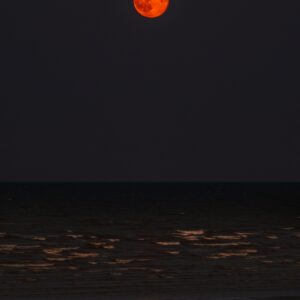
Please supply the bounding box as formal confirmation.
[0,183,299,299]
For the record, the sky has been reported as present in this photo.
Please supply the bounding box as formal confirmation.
[1,0,300,181]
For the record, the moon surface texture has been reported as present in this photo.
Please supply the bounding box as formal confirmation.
[134,0,170,19]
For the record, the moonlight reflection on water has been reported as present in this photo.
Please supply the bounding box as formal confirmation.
[0,198,299,298]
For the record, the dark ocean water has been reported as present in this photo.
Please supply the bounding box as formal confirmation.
[0,183,299,298]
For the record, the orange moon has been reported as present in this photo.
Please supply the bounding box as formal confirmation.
[134,0,170,19]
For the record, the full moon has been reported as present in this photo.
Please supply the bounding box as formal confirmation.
[134,0,170,19]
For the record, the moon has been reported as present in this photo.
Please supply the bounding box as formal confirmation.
[134,0,170,19]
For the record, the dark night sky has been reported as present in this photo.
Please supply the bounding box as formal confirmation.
[1,1,300,181]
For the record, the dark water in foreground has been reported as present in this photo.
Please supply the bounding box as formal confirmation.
[0,183,299,299]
